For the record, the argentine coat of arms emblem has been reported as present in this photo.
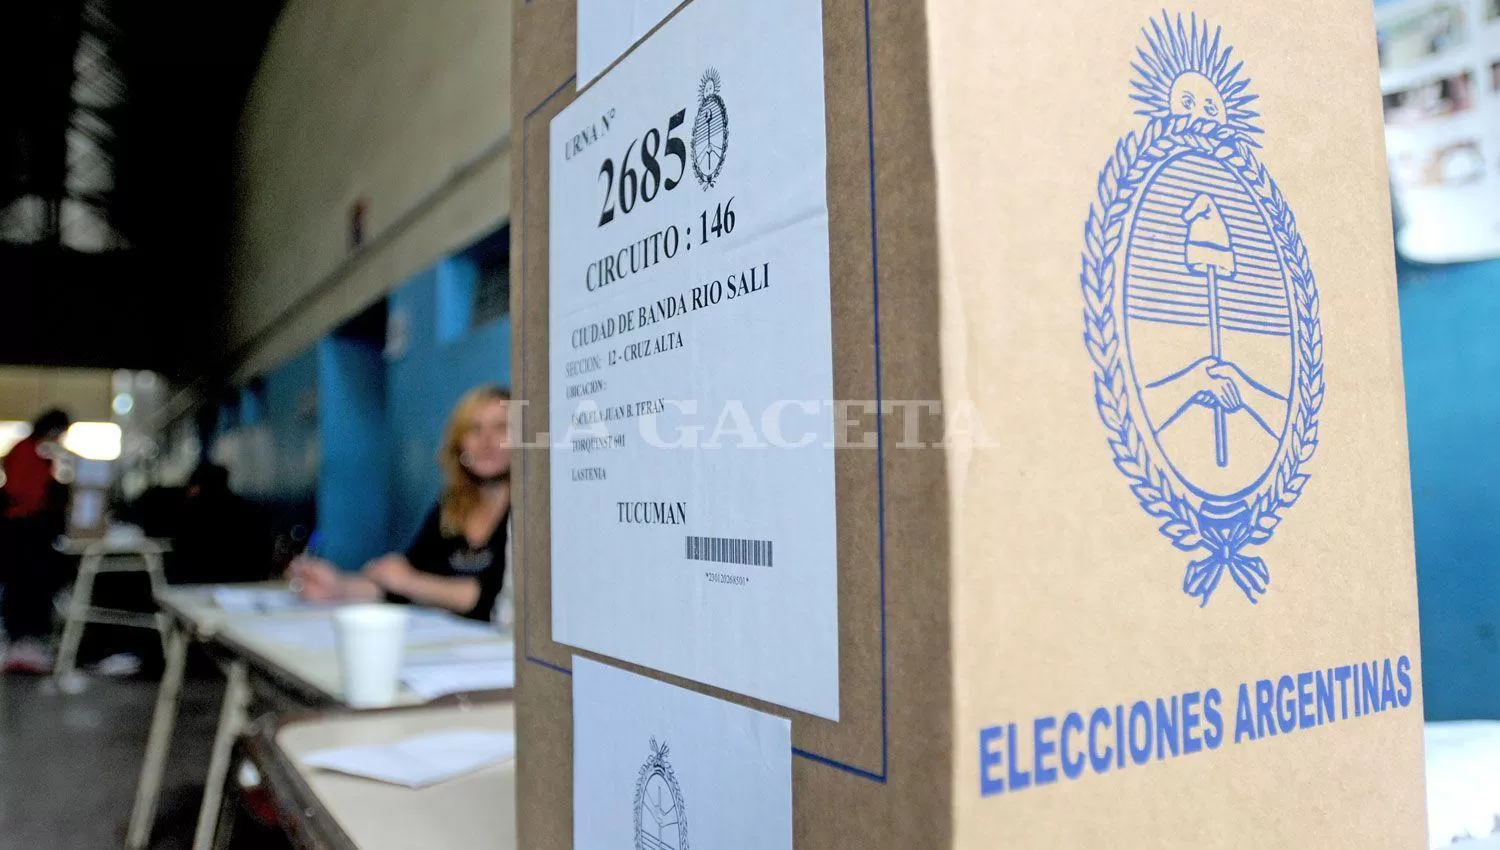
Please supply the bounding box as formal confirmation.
[634,737,688,850]
[1081,13,1324,606]
[690,68,728,190]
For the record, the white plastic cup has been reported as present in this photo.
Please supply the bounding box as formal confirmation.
[332,604,410,708]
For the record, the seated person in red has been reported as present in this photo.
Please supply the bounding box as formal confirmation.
[289,386,511,621]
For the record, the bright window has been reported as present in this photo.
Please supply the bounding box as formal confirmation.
[0,421,123,461]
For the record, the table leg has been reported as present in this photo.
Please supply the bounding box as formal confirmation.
[53,554,98,685]
[193,660,250,850]
[125,625,189,850]
[145,552,171,656]
[210,744,241,850]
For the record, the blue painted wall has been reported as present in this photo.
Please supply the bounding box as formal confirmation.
[216,348,320,506]
[385,256,512,547]
[317,337,391,570]
[1399,256,1500,720]
[1371,0,1500,720]
[209,229,511,569]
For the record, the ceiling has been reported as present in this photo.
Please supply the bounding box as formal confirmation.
[0,0,283,377]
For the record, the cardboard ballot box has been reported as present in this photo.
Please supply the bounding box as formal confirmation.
[512,0,1425,847]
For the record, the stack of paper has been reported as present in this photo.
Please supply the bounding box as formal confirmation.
[396,641,516,700]
[400,640,515,696]
[302,730,516,788]
[400,662,515,700]
[405,641,515,665]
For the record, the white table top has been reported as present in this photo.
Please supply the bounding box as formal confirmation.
[157,583,514,708]
[273,703,517,850]
[157,583,241,634]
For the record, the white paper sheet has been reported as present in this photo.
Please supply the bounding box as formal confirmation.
[302,730,516,788]
[573,657,791,850]
[213,587,312,614]
[549,0,839,721]
[576,0,682,87]
[399,661,516,701]
[240,609,498,650]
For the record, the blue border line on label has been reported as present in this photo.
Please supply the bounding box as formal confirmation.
[519,0,889,784]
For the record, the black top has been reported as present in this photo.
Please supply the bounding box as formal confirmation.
[392,504,508,621]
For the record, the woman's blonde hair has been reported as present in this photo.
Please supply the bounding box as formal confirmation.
[438,384,511,534]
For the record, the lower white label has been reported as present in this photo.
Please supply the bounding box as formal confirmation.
[573,657,792,850]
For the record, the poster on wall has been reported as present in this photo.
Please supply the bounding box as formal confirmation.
[1379,0,1500,263]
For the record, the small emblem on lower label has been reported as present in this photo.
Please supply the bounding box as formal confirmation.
[634,737,688,850]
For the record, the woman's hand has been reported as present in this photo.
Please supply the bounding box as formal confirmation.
[287,555,343,602]
[362,554,417,597]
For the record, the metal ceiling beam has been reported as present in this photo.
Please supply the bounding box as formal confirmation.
[0,0,285,375]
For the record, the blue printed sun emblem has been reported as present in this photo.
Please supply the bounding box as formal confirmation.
[1080,13,1324,606]
[1129,14,1262,138]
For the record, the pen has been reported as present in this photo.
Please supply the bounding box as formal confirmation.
[289,530,321,594]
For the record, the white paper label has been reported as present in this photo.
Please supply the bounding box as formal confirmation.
[548,0,839,719]
[573,657,792,850]
[576,0,682,87]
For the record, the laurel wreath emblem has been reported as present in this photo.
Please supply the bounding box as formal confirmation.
[1081,115,1325,605]
[634,737,689,850]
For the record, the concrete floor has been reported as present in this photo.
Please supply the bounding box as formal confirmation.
[0,666,288,849]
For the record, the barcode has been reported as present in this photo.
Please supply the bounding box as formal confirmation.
[685,535,774,568]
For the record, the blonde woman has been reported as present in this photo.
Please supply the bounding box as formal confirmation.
[290,385,512,621]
